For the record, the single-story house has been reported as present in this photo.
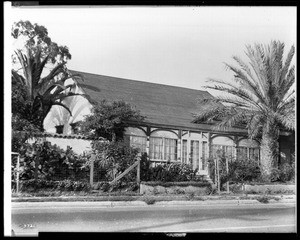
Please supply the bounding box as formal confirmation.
[44,70,295,177]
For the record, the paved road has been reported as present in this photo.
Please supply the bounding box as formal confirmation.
[11,202,296,235]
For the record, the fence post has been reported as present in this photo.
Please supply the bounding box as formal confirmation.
[137,157,140,184]
[16,154,20,194]
[216,155,220,194]
[90,154,95,186]
[226,157,229,193]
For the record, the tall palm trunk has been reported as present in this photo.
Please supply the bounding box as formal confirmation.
[260,119,280,182]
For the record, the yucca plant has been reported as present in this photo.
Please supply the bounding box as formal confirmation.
[12,46,90,131]
[193,40,295,182]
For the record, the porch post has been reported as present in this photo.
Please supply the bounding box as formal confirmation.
[177,130,182,162]
[207,132,212,180]
[89,154,95,186]
[233,136,238,161]
[146,126,151,156]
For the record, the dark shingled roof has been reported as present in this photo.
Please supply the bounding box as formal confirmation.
[70,70,246,133]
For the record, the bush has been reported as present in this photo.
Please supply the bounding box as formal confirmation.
[279,163,295,182]
[257,196,270,204]
[11,141,89,182]
[142,196,156,205]
[17,179,91,192]
[270,163,295,182]
[144,162,198,182]
[92,140,139,182]
[208,154,261,187]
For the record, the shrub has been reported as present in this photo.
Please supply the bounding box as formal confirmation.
[92,140,139,182]
[145,162,198,182]
[270,163,295,182]
[11,141,89,182]
[205,184,217,195]
[142,196,156,205]
[174,188,185,195]
[279,163,295,182]
[17,179,91,192]
[186,192,195,200]
[257,196,269,204]
[208,154,261,187]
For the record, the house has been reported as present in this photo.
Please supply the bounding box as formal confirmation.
[44,70,295,176]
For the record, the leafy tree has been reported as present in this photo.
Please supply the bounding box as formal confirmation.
[12,20,71,63]
[79,100,145,142]
[193,40,295,182]
[11,20,88,132]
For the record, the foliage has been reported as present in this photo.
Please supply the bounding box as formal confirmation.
[12,48,87,131]
[208,153,261,188]
[142,181,211,188]
[11,20,88,132]
[256,196,270,204]
[194,40,295,180]
[141,196,156,205]
[11,141,89,182]
[142,162,198,182]
[14,179,91,192]
[12,20,71,64]
[79,100,145,141]
[91,140,140,182]
[270,162,295,182]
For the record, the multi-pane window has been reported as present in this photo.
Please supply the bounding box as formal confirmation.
[149,137,177,161]
[149,137,163,160]
[237,147,248,160]
[164,138,178,161]
[182,140,188,163]
[129,135,147,153]
[212,145,233,160]
[237,147,260,162]
[202,141,208,170]
[249,148,260,162]
[191,140,200,170]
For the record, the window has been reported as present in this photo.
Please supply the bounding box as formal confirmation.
[129,135,147,153]
[182,140,188,163]
[164,138,178,161]
[249,148,260,162]
[149,137,177,161]
[212,144,233,160]
[237,146,260,162]
[55,125,64,134]
[149,137,163,160]
[237,147,248,160]
[202,141,208,170]
[191,140,200,170]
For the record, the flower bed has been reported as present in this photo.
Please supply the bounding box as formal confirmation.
[243,184,295,194]
[140,181,213,195]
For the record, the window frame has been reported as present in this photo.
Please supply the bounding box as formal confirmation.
[149,136,178,161]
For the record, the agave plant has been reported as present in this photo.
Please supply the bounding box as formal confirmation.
[193,40,295,181]
[12,46,90,131]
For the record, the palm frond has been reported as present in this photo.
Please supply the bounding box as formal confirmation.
[51,102,73,116]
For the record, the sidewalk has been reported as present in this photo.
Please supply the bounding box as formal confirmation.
[11,194,296,206]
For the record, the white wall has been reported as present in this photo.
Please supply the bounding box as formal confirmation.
[45,137,93,155]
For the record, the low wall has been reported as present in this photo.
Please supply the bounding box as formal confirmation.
[243,184,295,194]
[140,182,212,195]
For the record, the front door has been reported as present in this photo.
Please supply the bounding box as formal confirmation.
[181,132,209,175]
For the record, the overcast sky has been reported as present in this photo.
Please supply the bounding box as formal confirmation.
[8,6,296,93]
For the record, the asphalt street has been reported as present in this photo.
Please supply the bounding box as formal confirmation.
[11,201,296,235]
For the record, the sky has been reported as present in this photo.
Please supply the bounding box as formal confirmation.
[7,6,297,94]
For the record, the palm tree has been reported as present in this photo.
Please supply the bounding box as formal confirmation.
[193,40,295,181]
[12,46,90,131]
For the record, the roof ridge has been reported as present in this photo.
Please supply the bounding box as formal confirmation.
[69,69,209,94]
